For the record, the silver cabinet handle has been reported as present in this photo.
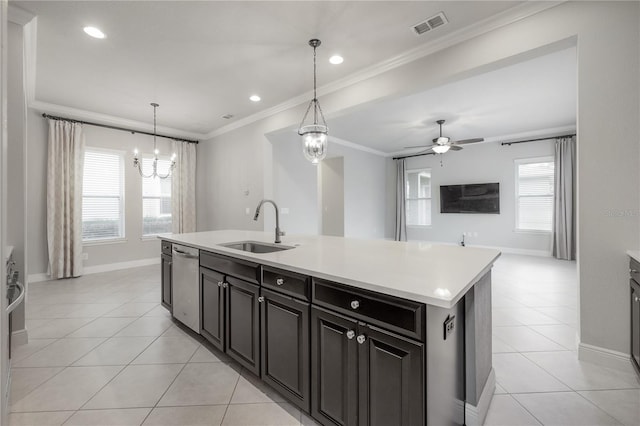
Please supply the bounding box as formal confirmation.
[631,269,638,274]
[276,278,285,286]
[258,296,265,303]
[356,334,366,344]
[222,282,228,288]
[635,295,640,303]
[217,281,223,287]
[350,300,360,310]
[346,330,355,339]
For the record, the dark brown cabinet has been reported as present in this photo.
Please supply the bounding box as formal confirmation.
[200,265,261,375]
[631,277,640,375]
[161,253,172,311]
[261,287,310,412]
[311,306,424,426]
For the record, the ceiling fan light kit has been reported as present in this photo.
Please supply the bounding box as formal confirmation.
[298,39,329,165]
[404,119,484,156]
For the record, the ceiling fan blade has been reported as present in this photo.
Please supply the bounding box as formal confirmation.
[403,144,434,149]
[449,145,463,151]
[452,137,484,145]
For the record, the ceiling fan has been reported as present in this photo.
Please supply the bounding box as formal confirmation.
[405,119,484,154]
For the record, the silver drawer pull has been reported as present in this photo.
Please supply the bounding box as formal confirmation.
[631,269,638,274]
[217,281,223,287]
[635,296,640,303]
[276,278,285,286]
[346,330,355,340]
[350,300,360,310]
[222,282,228,288]
[258,296,265,303]
[356,334,366,344]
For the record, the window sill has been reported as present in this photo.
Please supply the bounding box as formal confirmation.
[83,238,127,247]
[513,229,552,235]
[141,233,172,241]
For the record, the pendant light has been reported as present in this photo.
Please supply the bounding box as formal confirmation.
[298,39,328,165]
[133,102,176,179]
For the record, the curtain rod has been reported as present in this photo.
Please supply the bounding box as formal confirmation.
[42,113,199,144]
[500,133,575,146]
[393,133,577,160]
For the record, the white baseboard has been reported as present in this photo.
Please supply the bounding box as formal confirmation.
[28,257,160,283]
[11,328,28,346]
[465,368,495,426]
[472,244,552,257]
[578,342,633,373]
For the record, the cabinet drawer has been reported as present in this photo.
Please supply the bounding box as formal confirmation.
[200,251,260,284]
[161,241,172,256]
[631,258,640,284]
[262,266,309,301]
[312,278,425,341]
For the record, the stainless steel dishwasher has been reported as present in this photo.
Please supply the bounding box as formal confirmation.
[171,244,200,333]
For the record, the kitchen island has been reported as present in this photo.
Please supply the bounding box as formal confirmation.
[161,230,500,426]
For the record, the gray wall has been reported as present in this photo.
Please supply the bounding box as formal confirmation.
[389,139,556,254]
[25,111,181,276]
[196,2,640,356]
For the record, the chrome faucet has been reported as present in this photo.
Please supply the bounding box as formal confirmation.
[253,199,285,243]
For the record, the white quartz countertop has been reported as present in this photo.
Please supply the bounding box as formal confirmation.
[628,250,640,263]
[162,230,501,308]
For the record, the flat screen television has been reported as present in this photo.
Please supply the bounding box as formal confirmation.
[440,183,500,214]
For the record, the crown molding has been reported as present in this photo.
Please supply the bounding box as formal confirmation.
[330,135,388,157]
[30,100,208,141]
[8,4,35,25]
[206,1,564,140]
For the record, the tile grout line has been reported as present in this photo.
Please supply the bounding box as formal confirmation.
[219,368,244,426]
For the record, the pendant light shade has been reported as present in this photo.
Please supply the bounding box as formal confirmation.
[298,39,328,165]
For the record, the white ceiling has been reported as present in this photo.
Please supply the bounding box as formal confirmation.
[14,1,575,154]
[15,1,528,139]
[327,46,577,154]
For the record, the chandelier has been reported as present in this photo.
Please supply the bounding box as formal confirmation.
[298,39,328,165]
[133,102,176,179]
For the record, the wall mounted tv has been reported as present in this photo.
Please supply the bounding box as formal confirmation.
[440,183,500,214]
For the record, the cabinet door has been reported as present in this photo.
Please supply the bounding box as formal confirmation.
[200,268,225,351]
[632,280,640,371]
[261,288,310,412]
[226,276,261,375]
[311,306,358,426]
[358,324,424,426]
[161,254,172,311]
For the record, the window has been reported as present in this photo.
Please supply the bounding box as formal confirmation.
[406,168,431,226]
[82,149,124,241]
[142,157,172,235]
[515,158,554,231]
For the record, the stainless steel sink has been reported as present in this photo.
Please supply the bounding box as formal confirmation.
[219,240,294,254]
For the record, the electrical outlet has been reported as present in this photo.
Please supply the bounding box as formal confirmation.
[443,314,455,340]
[82,252,89,260]
[245,207,250,215]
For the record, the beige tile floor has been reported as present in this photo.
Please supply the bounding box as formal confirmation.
[486,254,640,426]
[8,255,640,425]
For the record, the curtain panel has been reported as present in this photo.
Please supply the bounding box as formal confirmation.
[171,141,197,233]
[395,159,407,241]
[47,119,85,278]
[552,136,576,260]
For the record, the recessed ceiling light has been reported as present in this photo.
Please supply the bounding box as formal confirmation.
[83,26,106,39]
[249,95,261,102]
[329,55,344,65]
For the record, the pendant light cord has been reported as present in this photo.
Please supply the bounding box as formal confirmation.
[313,43,318,124]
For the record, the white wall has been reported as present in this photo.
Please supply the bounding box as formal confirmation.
[197,2,639,356]
[268,133,386,239]
[320,157,345,237]
[395,140,555,254]
[25,111,183,276]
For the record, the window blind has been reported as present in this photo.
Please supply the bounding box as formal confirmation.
[142,157,172,235]
[517,161,554,231]
[82,150,124,241]
[406,169,432,226]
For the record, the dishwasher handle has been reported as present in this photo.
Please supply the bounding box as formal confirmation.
[173,248,199,259]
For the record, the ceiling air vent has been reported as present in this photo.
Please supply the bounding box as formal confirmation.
[411,12,448,36]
